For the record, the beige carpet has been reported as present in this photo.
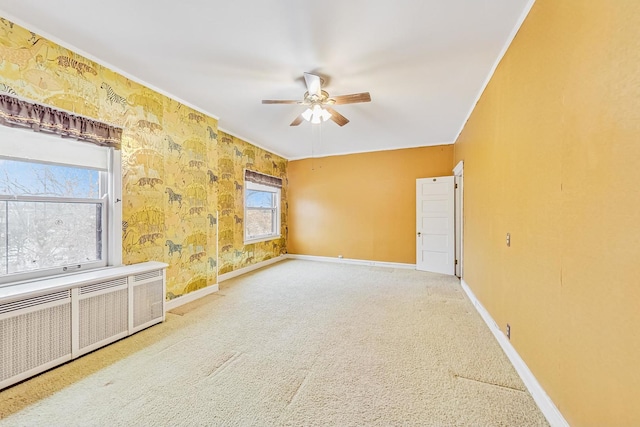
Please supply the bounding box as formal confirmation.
[0,260,548,426]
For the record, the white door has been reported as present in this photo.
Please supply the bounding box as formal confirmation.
[454,174,462,277]
[416,176,455,275]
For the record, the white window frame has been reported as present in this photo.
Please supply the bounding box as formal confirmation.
[243,181,281,244]
[0,125,122,287]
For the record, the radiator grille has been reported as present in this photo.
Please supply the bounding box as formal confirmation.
[0,290,70,315]
[80,278,127,295]
[0,303,71,382]
[133,279,163,327]
[1,263,165,389]
[134,270,161,282]
[79,289,128,350]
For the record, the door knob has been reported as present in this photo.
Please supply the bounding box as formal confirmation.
[417,232,421,237]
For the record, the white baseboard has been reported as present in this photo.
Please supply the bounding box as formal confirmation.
[286,254,416,269]
[218,255,287,282]
[460,279,568,427]
[165,283,219,312]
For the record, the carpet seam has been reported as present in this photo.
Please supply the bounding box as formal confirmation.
[206,352,243,379]
[454,373,527,393]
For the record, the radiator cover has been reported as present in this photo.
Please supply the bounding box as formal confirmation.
[77,277,129,357]
[0,291,72,387]
[0,261,166,390]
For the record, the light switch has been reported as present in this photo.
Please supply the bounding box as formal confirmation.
[506,233,511,247]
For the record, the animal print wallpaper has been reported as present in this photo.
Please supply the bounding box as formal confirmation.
[0,18,288,299]
[217,132,288,275]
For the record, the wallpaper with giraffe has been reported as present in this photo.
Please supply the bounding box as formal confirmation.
[0,17,288,299]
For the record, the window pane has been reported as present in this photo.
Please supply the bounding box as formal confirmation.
[4,201,102,275]
[246,190,274,208]
[0,159,100,198]
[246,209,275,238]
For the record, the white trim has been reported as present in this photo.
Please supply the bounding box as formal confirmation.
[218,126,288,160]
[460,279,569,427]
[216,210,219,277]
[452,0,536,142]
[108,149,123,267]
[244,179,281,244]
[286,254,416,270]
[0,261,167,303]
[165,283,219,312]
[218,255,287,282]
[453,160,464,177]
[0,10,219,121]
[161,269,167,321]
[287,141,454,161]
[453,161,464,278]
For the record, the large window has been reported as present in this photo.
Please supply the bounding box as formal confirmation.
[0,124,121,286]
[244,171,281,243]
[0,160,106,282]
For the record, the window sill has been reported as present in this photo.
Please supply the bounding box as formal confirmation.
[243,234,281,245]
[0,262,168,303]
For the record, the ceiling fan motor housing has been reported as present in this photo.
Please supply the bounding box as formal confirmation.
[304,90,334,105]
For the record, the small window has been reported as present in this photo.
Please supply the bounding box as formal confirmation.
[244,181,281,243]
[0,159,107,284]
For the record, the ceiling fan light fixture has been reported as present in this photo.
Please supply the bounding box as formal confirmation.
[320,108,332,122]
[301,108,313,121]
[312,105,323,123]
[302,105,330,124]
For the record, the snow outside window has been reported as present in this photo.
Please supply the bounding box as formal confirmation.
[0,125,120,286]
[244,181,280,243]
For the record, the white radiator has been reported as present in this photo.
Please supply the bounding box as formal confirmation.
[0,261,166,390]
[0,290,72,389]
[131,269,164,333]
[75,277,129,357]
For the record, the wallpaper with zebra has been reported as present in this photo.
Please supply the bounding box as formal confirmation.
[0,18,288,299]
[217,131,287,275]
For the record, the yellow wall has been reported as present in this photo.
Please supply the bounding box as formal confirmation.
[0,18,287,299]
[288,146,453,263]
[454,0,640,425]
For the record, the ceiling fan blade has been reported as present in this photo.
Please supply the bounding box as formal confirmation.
[290,114,305,126]
[331,92,371,105]
[325,107,349,127]
[262,99,302,104]
[303,72,322,97]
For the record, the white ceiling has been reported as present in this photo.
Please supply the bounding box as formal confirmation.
[0,0,532,160]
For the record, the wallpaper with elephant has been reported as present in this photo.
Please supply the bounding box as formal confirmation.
[0,18,287,299]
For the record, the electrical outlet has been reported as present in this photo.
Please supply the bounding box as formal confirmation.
[506,233,511,247]
[506,323,511,340]
[338,255,343,259]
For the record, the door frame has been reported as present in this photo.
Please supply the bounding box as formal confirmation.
[453,160,464,278]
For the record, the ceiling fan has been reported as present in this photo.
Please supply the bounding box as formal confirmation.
[262,72,371,126]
